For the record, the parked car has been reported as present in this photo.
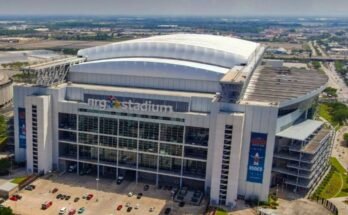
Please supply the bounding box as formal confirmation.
[86,194,93,200]
[127,207,132,212]
[116,176,124,185]
[78,207,85,214]
[68,208,76,215]
[65,195,71,200]
[13,194,22,200]
[25,185,35,191]
[117,205,123,211]
[60,195,66,200]
[164,207,171,215]
[9,196,18,201]
[127,192,133,197]
[179,201,185,207]
[56,194,63,199]
[74,197,80,202]
[137,193,143,199]
[125,202,131,207]
[149,207,155,212]
[143,184,149,191]
[52,188,58,193]
[59,207,67,215]
[41,201,53,210]
[82,193,88,199]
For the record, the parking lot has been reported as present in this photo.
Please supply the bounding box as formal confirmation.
[2,173,207,215]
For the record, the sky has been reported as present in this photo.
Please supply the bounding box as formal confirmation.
[0,0,347,17]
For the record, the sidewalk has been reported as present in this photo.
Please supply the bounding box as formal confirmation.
[329,197,348,215]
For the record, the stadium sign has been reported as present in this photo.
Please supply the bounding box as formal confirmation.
[87,97,173,113]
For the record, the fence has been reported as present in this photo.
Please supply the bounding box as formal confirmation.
[312,197,338,215]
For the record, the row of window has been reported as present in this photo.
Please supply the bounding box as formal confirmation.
[59,138,207,160]
[59,114,209,146]
[59,143,206,178]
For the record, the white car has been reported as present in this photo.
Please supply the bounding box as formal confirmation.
[59,207,67,215]
[126,202,131,207]
[127,192,133,197]
[135,204,139,209]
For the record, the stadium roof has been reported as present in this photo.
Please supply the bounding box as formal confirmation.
[70,57,229,82]
[78,34,261,68]
[242,66,328,105]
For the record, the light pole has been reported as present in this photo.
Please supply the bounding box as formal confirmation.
[96,178,99,202]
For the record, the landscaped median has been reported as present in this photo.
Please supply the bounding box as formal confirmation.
[312,157,348,199]
[11,176,29,185]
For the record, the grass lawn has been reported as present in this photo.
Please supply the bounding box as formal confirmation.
[318,103,335,125]
[11,176,28,184]
[215,209,228,215]
[320,172,342,199]
[313,157,348,199]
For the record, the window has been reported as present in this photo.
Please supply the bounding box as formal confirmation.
[159,143,182,157]
[59,130,77,142]
[139,122,159,140]
[119,138,137,150]
[139,140,158,153]
[119,119,138,137]
[99,117,118,135]
[100,135,117,148]
[138,153,158,171]
[159,157,182,174]
[118,150,136,168]
[185,127,209,146]
[183,160,206,178]
[99,148,117,164]
[184,146,207,160]
[78,115,98,132]
[160,124,184,143]
[59,113,77,130]
[78,133,98,145]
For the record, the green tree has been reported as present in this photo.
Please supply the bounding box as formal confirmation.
[0,158,10,175]
[0,206,14,215]
[344,133,348,146]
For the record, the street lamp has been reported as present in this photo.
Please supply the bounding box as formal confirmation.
[96,178,99,202]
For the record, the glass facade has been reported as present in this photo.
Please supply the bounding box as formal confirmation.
[59,130,77,142]
[59,112,208,187]
[79,115,98,132]
[160,124,184,143]
[59,113,77,130]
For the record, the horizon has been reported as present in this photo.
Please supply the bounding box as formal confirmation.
[0,0,347,17]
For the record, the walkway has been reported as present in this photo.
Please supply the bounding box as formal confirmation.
[329,197,348,215]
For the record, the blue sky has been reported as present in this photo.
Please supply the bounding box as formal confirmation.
[0,0,347,16]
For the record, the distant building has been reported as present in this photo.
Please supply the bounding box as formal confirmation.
[13,34,331,208]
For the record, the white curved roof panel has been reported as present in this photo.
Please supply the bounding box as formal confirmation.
[78,34,261,68]
[70,58,229,82]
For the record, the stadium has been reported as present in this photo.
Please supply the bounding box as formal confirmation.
[13,34,331,207]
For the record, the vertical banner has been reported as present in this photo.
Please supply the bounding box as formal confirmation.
[247,132,267,184]
[18,108,26,149]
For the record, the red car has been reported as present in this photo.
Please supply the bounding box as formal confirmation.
[68,208,76,215]
[117,205,123,211]
[9,196,18,201]
[41,201,53,210]
[86,194,93,200]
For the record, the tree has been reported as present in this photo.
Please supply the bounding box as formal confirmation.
[344,133,348,146]
[0,158,10,175]
[0,206,14,215]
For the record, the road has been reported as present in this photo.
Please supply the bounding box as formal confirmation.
[308,41,318,57]
[321,62,348,102]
